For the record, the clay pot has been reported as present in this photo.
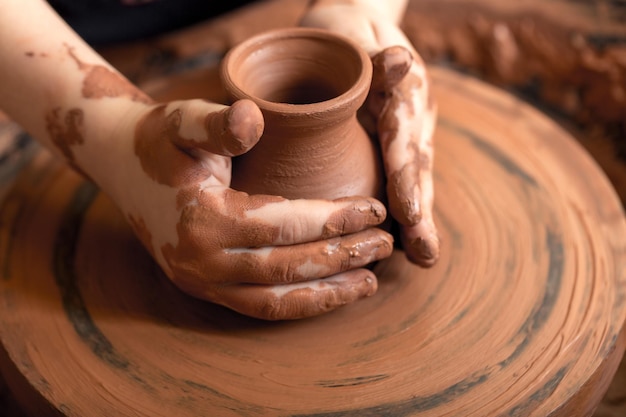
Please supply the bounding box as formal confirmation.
[221,28,383,200]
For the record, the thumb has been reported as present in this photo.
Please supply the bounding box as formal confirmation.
[370,45,413,93]
[366,45,413,118]
[167,99,264,156]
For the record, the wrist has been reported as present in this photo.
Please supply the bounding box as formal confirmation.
[71,98,153,200]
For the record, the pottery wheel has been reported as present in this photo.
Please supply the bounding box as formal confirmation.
[0,67,625,417]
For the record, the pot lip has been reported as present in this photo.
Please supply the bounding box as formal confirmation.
[220,27,373,117]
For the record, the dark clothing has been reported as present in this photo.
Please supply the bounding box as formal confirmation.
[49,0,255,45]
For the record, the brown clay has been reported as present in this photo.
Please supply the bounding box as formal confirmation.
[221,28,383,200]
[44,107,84,163]
[67,44,152,104]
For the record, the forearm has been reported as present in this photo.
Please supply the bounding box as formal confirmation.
[348,0,408,23]
[0,0,152,193]
[309,0,408,23]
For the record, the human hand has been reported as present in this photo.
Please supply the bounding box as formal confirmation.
[111,98,393,320]
[301,1,440,267]
[0,0,393,320]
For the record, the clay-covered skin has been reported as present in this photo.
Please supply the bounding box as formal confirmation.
[44,107,85,170]
[0,0,394,320]
[131,100,393,319]
[66,44,152,104]
[76,63,393,319]
[302,0,440,266]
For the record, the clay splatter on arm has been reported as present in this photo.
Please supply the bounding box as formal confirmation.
[0,0,154,171]
[44,106,93,178]
[82,65,152,103]
[16,43,154,176]
[66,44,153,103]
[48,44,151,164]
[45,107,84,161]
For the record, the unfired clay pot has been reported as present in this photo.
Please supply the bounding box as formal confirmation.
[221,28,383,200]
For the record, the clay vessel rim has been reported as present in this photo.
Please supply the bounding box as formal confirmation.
[221,27,373,116]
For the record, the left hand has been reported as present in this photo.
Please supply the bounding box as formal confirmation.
[301,0,440,267]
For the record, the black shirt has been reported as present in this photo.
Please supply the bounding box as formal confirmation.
[49,0,255,45]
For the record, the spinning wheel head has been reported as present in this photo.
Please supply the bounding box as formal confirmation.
[0,67,624,417]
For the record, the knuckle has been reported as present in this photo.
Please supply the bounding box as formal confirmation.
[277,217,307,243]
[256,295,286,321]
[269,258,303,284]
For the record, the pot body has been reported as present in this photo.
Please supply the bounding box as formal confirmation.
[221,28,383,200]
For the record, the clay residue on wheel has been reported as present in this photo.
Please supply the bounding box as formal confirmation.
[403,0,626,128]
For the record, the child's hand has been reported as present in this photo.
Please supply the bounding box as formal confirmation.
[301,1,440,267]
[110,98,393,320]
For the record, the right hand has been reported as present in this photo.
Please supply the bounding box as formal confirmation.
[115,98,393,320]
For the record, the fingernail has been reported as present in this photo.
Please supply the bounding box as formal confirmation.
[371,46,413,91]
[364,275,377,296]
[408,233,440,267]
